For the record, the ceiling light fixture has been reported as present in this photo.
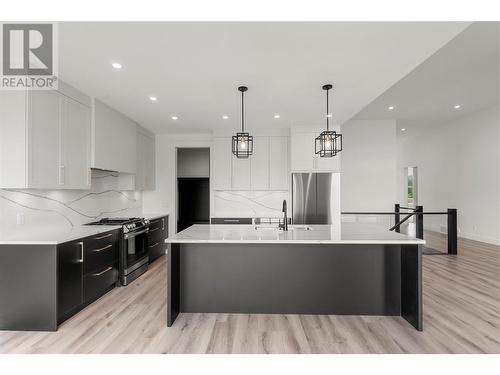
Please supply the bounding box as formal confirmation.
[111,62,122,69]
[222,115,229,120]
[401,128,406,132]
[171,116,178,120]
[274,114,281,119]
[388,106,395,110]
[149,96,158,102]
[315,84,342,158]
[454,104,462,109]
[232,86,253,158]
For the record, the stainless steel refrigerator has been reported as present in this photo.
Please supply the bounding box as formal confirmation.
[291,173,341,225]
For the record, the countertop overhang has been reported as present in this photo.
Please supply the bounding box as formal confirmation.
[165,223,426,245]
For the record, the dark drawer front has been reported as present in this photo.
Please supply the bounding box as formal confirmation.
[211,217,252,224]
[83,266,118,302]
[148,218,162,234]
[84,231,119,275]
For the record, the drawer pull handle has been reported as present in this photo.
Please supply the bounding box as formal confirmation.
[149,228,159,233]
[94,233,112,240]
[93,267,113,277]
[92,244,113,252]
[149,242,159,248]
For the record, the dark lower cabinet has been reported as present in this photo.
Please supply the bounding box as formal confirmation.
[57,240,84,323]
[57,229,119,325]
[148,215,169,263]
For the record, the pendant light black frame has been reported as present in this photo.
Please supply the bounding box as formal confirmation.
[315,84,342,158]
[232,86,253,158]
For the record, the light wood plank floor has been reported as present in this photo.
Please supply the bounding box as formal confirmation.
[1,232,499,354]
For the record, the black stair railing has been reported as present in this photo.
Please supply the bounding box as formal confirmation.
[342,205,458,255]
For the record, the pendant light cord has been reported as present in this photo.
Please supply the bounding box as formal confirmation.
[241,90,245,133]
[326,88,330,131]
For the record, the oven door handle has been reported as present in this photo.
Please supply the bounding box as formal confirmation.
[124,228,149,239]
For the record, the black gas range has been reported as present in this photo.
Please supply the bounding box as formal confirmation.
[85,217,150,286]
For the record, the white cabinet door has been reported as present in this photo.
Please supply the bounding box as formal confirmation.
[212,138,232,190]
[62,97,91,189]
[93,99,137,174]
[135,132,146,190]
[269,136,289,190]
[290,133,315,171]
[250,136,269,190]
[27,90,62,188]
[144,133,156,190]
[232,156,251,190]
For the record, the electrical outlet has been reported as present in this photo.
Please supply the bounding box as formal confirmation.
[16,212,25,225]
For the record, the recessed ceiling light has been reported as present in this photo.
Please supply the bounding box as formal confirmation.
[401,128,406,132]
[171,116,178,120]
[274,114,280,119]
[149,96,157,102]
[388,106,395,110]
[454,104,462,109]
[222,115,229,120]
[111,62,122,69]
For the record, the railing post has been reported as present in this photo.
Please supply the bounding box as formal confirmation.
[394,204,400,233]
[415,205,424,239]
[448,208,458,255]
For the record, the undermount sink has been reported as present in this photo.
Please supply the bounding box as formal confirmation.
[254,225,312,231]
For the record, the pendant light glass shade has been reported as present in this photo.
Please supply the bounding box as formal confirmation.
[315,84,342,158]
[232,86,253,158]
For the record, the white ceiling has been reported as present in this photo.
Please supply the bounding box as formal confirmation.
[353,22,500,126]
[58,22,470,134]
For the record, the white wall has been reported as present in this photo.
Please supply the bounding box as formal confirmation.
[396,104,500,245]
[142,133,212,235]
[340,119,398,212]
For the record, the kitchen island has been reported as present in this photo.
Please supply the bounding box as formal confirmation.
[165,223,425,331]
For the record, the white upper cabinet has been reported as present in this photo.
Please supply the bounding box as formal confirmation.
[136,126,156,190]
[28,90,62,188]
[232,156,251,190]
[250,136,269,190]
[62,97,91,188]
[211,135,289,191]
[290,131,340,172]
[212,138,232,190]
[92,99,136,174]
[0,83,91,189]
[269,136,289,190]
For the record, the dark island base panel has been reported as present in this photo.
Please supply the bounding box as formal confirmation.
[0,245,58,331]
[167,243,423,331]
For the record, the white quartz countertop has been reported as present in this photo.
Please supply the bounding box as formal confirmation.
[0,225,122,245]
[0,212,169,245]
[165,223,426,245]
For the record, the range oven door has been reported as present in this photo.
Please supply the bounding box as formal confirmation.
[123,228,149,274]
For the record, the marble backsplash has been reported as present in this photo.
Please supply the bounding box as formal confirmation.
[0,170,142,229]
[213,190,289,218]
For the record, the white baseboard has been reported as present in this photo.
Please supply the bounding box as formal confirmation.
[424,225,500,246]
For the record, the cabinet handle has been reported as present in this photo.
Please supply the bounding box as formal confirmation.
[94,233,112,240]
[149,242,159,248]
[77,242,84,263]
[149,228,159,233]
[92,266,113,277]
[92,244,113,252]
[59,165,65,185]
[161,218,164,231]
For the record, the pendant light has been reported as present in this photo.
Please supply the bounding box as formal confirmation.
[232,86,253,158]
[315,84,342,157]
